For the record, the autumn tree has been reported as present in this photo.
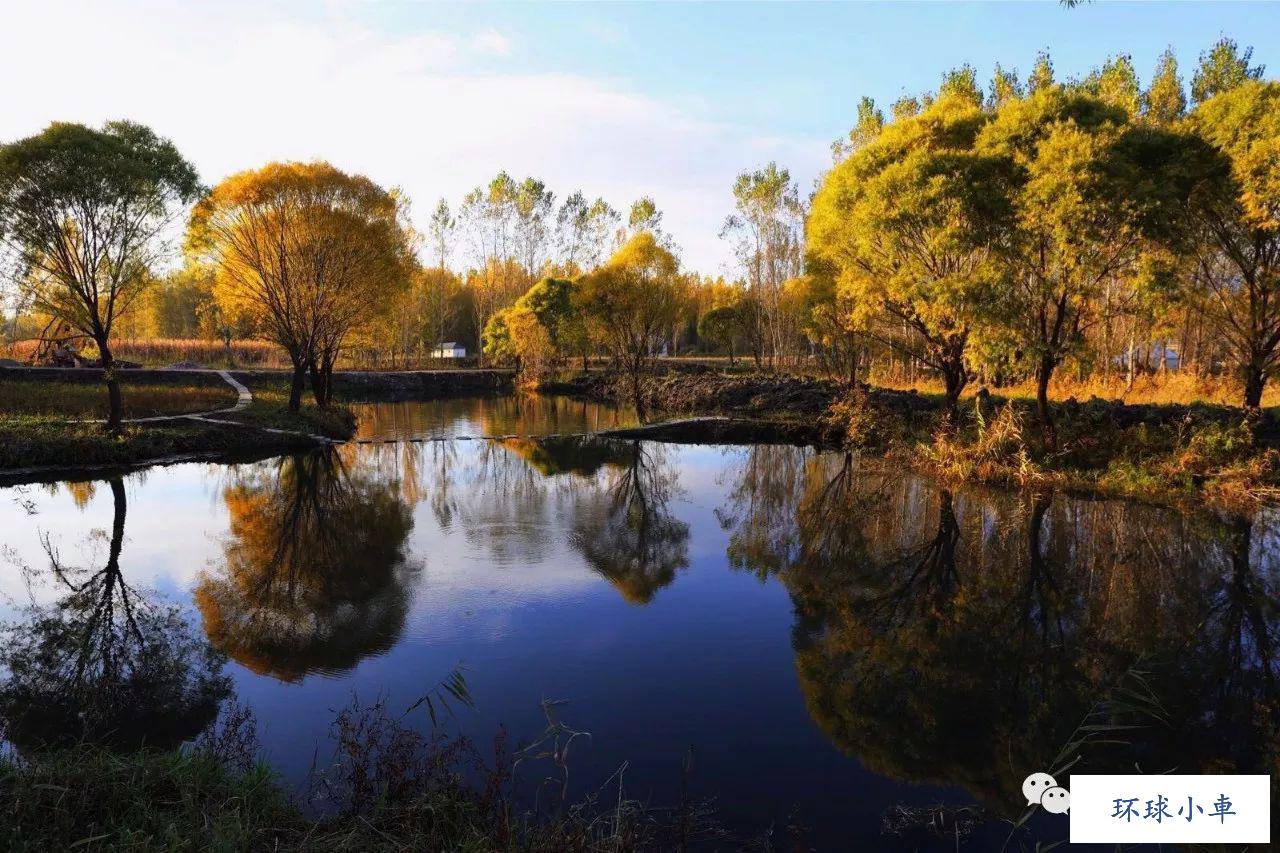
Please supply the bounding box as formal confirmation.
[809,94,1002,418]
[459,173,527,363]
[1187,81,1280,408]
[1088,54,1142,116]
[722,162,805,368]
[988,64,1023,111]
[195,450,414,680]
[189,162,414,408]
[975,87,1203,445]
[0,121,201,428]
[1028,51,1055,94]
[1144,48,1186,125]
[785,262,862,385]
[557,191,620,273]
[423,198,460,350]
[577,231,682,411]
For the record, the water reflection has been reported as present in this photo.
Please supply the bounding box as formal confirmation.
[194,449,416,681]
[718,448,1280,813]
[0,478,230,752]
[352,394,637,441]
[3,421,1278,846]
[569,440,690,604]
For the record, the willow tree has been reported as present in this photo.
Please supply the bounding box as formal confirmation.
[0,122,200,429]
[576,231,682,412]
[975,87,1202,447]
[1187,81,1280,409]
[188,162,415,409]
[808,94,1003,420]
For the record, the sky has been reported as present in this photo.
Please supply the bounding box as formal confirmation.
[2,0,1279,275]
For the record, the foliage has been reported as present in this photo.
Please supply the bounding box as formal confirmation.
[188,161,415,409]
[575,232,682,408]
[0,121,201,427]
[1187,81,1280,407]
[809,93,1002,414]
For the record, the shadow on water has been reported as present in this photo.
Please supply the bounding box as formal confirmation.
[716,445,1280,844]
[194,448,417,681]
[0,477,231,753]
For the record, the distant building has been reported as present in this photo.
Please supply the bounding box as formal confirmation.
[432,342,467,359]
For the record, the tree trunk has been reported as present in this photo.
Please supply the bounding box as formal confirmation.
[1125,331,1136,393]
[288,356,306,412]
[1036,355,1057,451]
[942,364,967,427]
[97,334,124,431]
[1243,361,1265,410]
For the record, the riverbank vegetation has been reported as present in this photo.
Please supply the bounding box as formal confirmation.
[0,372,235,418]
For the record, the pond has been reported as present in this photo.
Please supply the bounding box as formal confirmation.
[0,395,1276,849]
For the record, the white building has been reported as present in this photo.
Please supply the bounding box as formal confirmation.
[432,342,467,359]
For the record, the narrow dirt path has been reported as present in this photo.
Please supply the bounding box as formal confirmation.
[72,369,253,424]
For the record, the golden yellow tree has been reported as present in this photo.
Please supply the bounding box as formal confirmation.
[576,231,682,412]
[187,162,415,409]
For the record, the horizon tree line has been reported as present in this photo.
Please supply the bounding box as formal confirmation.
[0,36,1276,430]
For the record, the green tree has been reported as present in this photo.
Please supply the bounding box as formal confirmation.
[557,192,620,273]
[1191,37,1265,104]
[975,87,1203,445]
[698,304,745,364]
[833,96,885,162]
[0,121,201,429]
[1188,81,1280,408]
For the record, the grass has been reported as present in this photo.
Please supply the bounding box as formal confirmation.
[0,747,297,852]
[217,379,357,439]
[0,375,237,418]
[0,416,321,472]
[867,365,1280,410]
[0,691,728,852]
[890,395,1279,511]
[0,372,358,472]
[558,366,1280,511]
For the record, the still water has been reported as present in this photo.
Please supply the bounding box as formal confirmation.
[1,395,1276,849]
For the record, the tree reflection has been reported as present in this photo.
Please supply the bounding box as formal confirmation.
[194,450,415,682]
[571,440,689,604]
[720,451,1280,815]
[0,478,230,752]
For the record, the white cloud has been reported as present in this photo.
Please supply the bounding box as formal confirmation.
[0,0,826,273]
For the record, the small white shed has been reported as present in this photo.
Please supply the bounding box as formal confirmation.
[432,342,467,359]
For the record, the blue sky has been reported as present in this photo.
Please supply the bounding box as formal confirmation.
[2,1,1278,273]
[385,1,1280,135]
